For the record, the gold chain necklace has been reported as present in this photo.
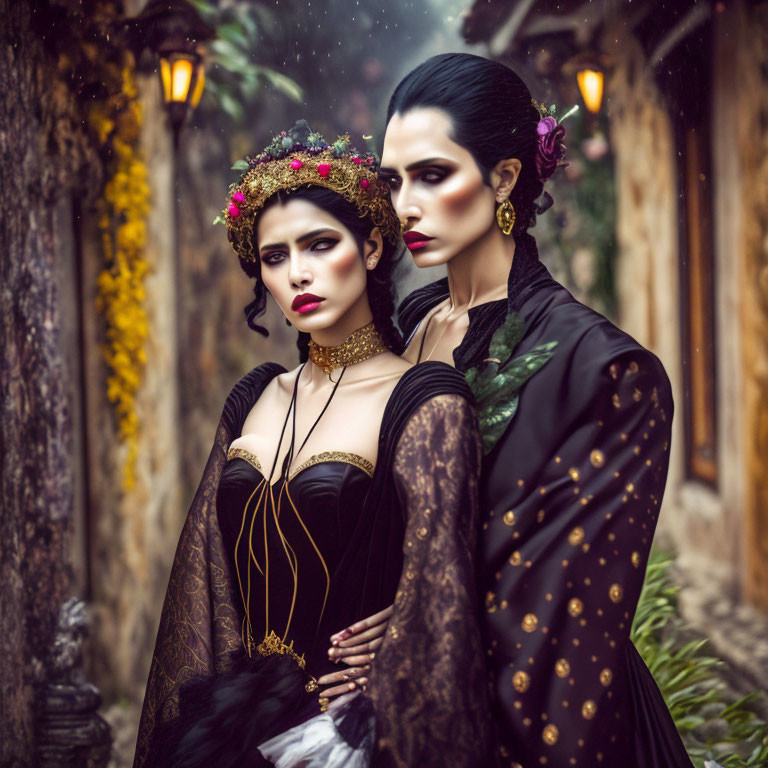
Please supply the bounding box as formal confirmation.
[308,322,387,376]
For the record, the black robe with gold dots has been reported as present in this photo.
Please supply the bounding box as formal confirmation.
[399,232,694,768]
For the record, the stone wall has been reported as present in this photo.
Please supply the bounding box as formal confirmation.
[0,1,99,759]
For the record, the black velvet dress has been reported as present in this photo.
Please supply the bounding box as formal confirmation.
[217,455,374,680]
[134,361,496,768]
[399,232,694,768]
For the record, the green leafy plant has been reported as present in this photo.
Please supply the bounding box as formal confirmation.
[633,553,768,766]
[187,0,303,123]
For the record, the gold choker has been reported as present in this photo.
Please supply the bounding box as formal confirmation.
[308,322,387,375]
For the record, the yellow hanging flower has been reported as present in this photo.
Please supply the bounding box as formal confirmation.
[90,66,151,490]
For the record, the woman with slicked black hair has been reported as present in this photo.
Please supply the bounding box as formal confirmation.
[327,53,694,768]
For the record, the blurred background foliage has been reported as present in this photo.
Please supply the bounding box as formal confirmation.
[632,554,768,767]
[188,0,303,124]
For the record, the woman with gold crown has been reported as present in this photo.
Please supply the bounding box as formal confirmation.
[132,120,496,768]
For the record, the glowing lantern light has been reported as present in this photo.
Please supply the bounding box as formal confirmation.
[126,0,213,142]
[577,69,604,114]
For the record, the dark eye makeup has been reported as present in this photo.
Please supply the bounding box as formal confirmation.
[260,237,338,266]
[419,167,450,184]
[310,237,337,251]
[380,165,451,191]
[261,250,286,265]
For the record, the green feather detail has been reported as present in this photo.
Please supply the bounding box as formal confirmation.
[465,312,558,454]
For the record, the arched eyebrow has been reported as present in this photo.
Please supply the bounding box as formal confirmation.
[380,157,452,175]
[259,228,339,255]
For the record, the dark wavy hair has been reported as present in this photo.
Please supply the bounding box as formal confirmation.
[387,52,546,233]
[238,185,404,359]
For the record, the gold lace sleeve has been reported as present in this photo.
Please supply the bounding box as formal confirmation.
[367,394,497,767]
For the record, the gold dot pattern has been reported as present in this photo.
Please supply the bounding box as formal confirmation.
[513,670,531,692]
[522,613,538,632]
[476,352,675,764]
[504,510,516,526]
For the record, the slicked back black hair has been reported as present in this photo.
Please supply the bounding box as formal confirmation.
[387,52,544,233]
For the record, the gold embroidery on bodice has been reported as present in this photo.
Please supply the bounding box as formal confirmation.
[224,441,374,693]
[227,445,375,481]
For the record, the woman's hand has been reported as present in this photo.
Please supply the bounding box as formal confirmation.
[317,605,393,698]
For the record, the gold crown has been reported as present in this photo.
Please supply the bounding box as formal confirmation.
[225,122,400,264]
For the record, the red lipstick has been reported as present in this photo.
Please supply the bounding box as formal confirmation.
[291,293,325,314]
[403,231,434,251]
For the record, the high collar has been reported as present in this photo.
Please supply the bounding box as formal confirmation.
[397,233,553,371]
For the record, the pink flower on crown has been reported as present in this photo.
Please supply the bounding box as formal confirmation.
[232,191,245,203]
[317,163,331,177]
[228,203,241,218]
[291,159,303,170]
[360,178,370,190]
[352,157,363,164]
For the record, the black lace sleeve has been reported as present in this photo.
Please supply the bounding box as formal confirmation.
[133,419,241,768]
[133,364,284,767]
[367,394,497,767]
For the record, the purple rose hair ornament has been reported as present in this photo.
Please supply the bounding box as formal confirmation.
[532,100,579,184]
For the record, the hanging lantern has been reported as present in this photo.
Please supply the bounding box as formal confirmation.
[158,48,205,134]
[125,0,214,141]
[577,69,604,114]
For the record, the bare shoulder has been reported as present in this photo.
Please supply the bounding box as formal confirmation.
[272,365,303,394]
[242,366,299,425]
[380,352,413,377]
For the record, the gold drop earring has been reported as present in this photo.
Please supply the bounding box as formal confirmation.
[496,199,516,236]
